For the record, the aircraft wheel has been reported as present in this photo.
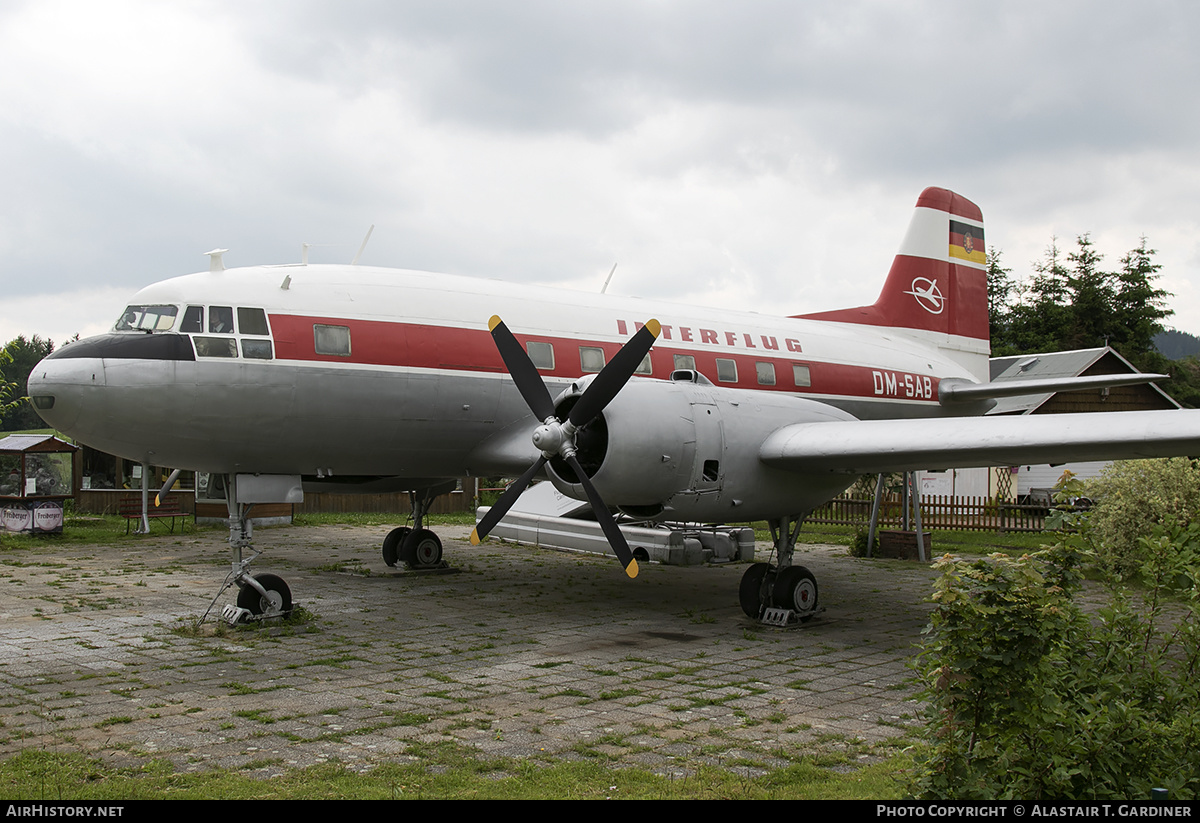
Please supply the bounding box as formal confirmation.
[237,573,292,617]
[739,562,772,619]
[382,527,411,567]
[403,528,443,569]
[774,566,819,622]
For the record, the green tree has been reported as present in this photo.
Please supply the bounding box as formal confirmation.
[0,349,20,427]
[992,235,1175,365]
[985,246,1014,345]
[0,335,56,432]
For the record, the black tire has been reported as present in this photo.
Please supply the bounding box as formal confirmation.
[402,528,442,569]
[382,527,411,567]
[773,565,818,622]
[236,573,292,616]
[739,562,771,619]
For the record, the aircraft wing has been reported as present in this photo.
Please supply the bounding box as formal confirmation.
[758,409,1200,475]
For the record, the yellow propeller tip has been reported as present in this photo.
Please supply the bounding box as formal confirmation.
[644,319,661,337]
[153,496,161,508]
[470,528,482,545]
[488,315,502,331]
[626,558,639,579]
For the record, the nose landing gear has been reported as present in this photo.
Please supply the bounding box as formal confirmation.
[233,573,293,618]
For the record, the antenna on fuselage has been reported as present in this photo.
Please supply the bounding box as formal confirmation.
[205,249,228,273]
[302,243,312,265]
[600,263,617,294]
[351,225,375,265]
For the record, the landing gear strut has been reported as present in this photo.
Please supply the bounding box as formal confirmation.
[218,475,294,624]
[380,483,454,570]
[739,512,821,625]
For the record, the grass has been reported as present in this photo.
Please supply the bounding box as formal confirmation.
[742,520,1051,557]
[0,503,1050,558]
[0,511,477,552]
[293,511,478,528]
[0,748,910,799]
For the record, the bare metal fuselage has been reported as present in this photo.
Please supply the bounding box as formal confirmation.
[29,264,982,520]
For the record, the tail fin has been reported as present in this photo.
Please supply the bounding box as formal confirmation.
[794,186,990,377]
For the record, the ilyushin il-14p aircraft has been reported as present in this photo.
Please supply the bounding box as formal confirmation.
[27,187,1200,624]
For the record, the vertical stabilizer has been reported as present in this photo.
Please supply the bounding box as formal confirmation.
[795,187,990,378]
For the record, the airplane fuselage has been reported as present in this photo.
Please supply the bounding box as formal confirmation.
[31,264,978,492]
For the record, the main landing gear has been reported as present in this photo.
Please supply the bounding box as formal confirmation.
[739,513,821,626]
[380,483,455,571]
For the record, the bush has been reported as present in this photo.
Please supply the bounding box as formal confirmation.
[1086,458,1200,578]
[910,534,1200,799]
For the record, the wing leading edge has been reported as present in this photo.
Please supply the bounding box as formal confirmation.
[758,409,1200,476]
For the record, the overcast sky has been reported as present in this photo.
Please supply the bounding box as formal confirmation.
[3,0,1199,346]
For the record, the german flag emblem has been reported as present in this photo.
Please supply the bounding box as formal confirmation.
[948,220,986,265]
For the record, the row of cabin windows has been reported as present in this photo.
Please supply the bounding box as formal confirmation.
[528,341,812,387]
[192,317,816,387]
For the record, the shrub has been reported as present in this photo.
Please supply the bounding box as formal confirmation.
[1085,458,1200,578]
[910,533,1200,799]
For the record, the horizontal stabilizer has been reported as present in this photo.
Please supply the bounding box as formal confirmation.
[939,373,1170,405]
[759,409,1200,475]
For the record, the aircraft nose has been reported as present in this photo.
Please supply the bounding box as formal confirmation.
[26,355,103,432]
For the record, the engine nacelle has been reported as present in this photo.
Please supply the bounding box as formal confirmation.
[547,371,861,523]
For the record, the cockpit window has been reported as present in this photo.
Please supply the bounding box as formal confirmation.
[209,306,234,334]
[180,305,203,333]
[237,307,269,336]
[115,305,178,332]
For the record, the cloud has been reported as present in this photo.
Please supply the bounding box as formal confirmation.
[2,0,1200,336]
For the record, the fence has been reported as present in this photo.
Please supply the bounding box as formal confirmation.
[809,493,1048,533]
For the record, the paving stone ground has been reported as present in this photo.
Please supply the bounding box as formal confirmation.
[0,522,941,776]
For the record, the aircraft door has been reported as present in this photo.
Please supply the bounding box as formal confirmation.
[689,401,725,495]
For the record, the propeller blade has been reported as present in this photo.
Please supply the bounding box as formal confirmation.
[488,316,556,421]
[470,455,548,545]
[568,319,660,427]
[155,468,182,507]
[566,453,639,578]
[480,315,651,580]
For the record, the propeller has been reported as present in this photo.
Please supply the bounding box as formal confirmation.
[155,468,183,507]
[470,316,661,578]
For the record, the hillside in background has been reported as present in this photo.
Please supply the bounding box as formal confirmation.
[1154,329,1200,360]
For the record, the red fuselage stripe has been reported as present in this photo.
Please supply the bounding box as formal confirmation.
[267,313,941,403]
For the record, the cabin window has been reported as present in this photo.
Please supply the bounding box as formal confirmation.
[314,324,351,356]
[241,340,273,360]
[756,362,776,386]
[115,304,178,332]
[194,337,238,358]
[580,346,605,373]
[180,306,203,333]
[237,307,270,336]
[793,364,811,387]
[636,354,652,375]
[526,341,554,370]
[715,358,737,383]
[673,354,696,371]
[209,306,234,334]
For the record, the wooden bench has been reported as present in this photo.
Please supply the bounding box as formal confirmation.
[119,495,188,534]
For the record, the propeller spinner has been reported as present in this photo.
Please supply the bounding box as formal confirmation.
[470,316,661,578]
